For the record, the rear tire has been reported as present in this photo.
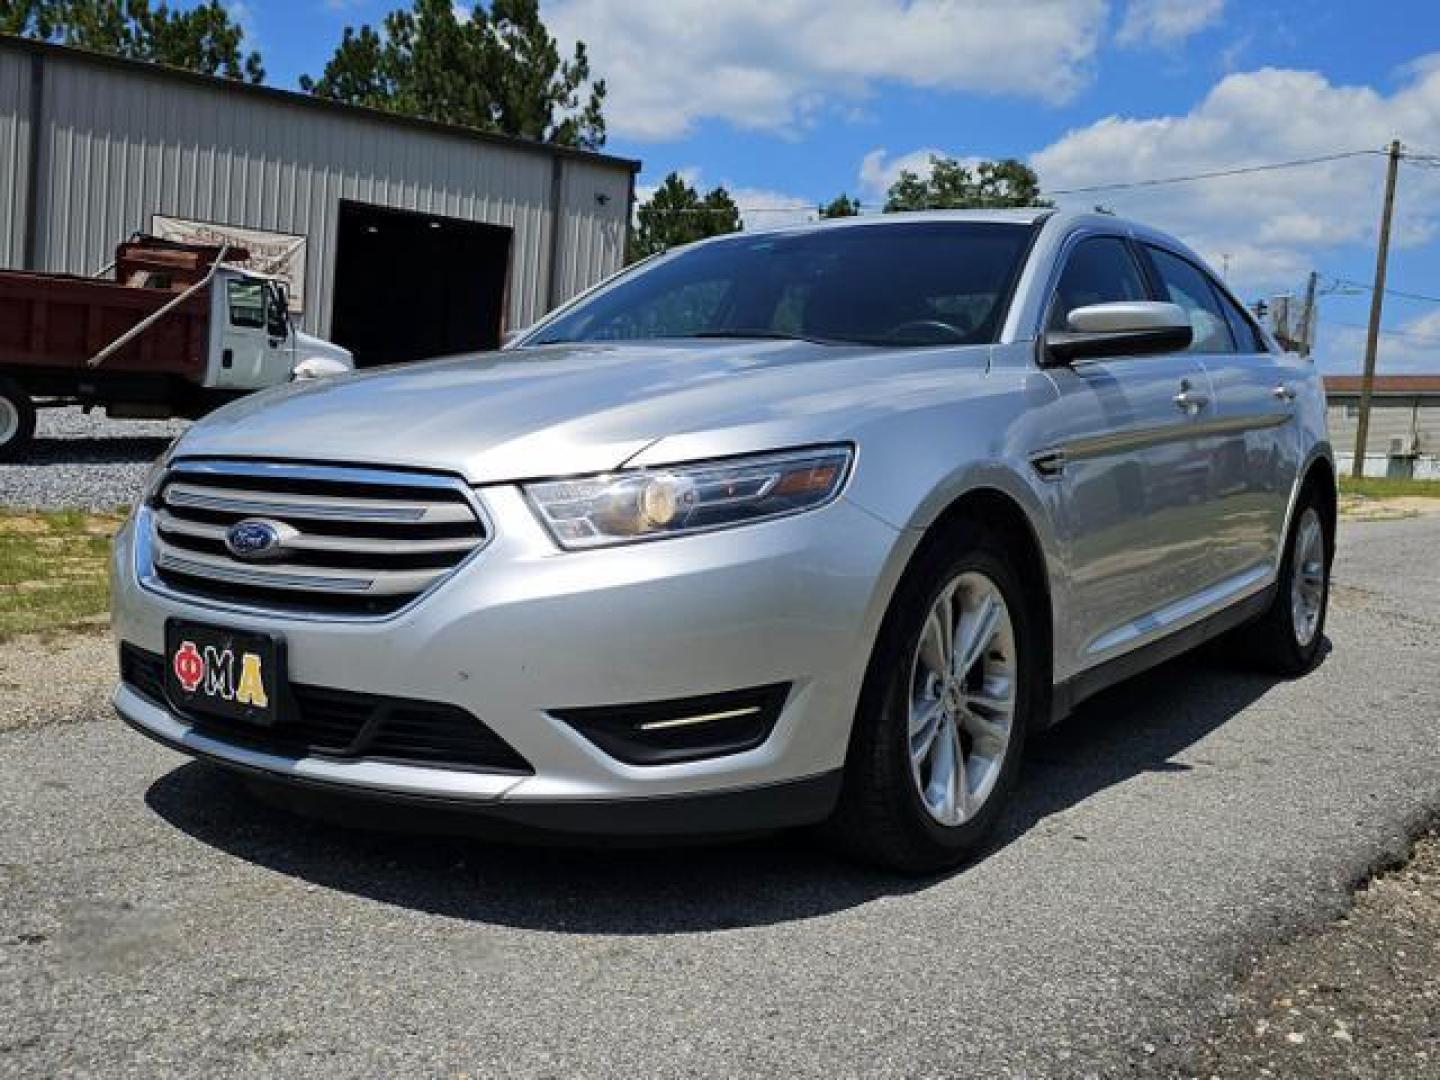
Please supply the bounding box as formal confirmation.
[1235,485,1331,675]
[0,377,36,462]
[827,522,1038,874]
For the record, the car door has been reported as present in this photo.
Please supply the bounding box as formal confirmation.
[1141,245,1301,588]
[1032,234,1224,670]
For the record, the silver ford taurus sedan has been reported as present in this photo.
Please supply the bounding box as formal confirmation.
[111,210,1334,872]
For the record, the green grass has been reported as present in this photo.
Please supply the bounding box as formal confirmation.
[1338,475,1440,500]
[0,509,123,642]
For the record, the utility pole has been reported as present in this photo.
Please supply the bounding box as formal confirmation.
[1299,270,1318,357]
[1353,140,1402,478]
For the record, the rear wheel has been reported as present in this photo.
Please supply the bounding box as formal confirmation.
[0,377,36,462]
[1236,487,1331,675]
[829,525,1037,874]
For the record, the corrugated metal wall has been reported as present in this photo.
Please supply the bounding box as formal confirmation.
[0,47,31,268]
[556,156,631,303]
[1327,398,1437,454]
[1,41,633,335]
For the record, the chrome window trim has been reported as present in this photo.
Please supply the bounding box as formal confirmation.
[136,458,495,624]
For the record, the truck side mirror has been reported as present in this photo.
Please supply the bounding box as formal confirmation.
[263,283,290,339]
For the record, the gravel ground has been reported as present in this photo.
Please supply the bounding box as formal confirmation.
[0,406,186,510]
[0,632,115,734]
[0,514,1437,1078]
[1145,833,1440,1079]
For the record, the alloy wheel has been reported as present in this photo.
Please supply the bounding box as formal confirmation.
[907,570,1017,826]
[1290,507,1326,648]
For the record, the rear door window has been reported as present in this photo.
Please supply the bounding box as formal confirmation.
[1215,286,1268,353]
[1144,246,1236,354]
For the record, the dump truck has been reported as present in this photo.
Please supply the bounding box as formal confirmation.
[0,236,352,459]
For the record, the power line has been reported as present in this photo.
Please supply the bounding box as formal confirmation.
[642,147,1392,213]
[1323,276,1440,305]
[1041,149,1383,196]
[1325,320,1440,346]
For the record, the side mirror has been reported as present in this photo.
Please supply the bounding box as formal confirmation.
[263,282,290,339]
[1043,301,1193,365]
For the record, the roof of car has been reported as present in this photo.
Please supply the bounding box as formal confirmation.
[747,208,1056,235]
[735,207,1176,242]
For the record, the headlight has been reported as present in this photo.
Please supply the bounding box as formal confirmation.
[137,439,179,508]
[523,446,853,549]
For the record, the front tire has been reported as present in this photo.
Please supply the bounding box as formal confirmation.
[829,524,1038,874]
[0,377,35,462]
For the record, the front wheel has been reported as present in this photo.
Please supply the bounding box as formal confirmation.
[0,377,36,462]
[828,526,1038,874]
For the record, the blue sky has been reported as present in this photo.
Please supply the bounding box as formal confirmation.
[241,0,1440,372]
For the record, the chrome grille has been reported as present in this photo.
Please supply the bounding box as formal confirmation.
[147,461,488,616]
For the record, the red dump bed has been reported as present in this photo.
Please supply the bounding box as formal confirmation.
[0,270,209,378]
[0,236,247,380]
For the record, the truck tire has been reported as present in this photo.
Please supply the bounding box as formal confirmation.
[0,377,36,462]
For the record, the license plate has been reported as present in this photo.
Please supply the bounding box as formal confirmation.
[164,619,286,727]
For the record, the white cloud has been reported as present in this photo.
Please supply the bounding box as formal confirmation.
[1116,0,1225,48]
[1030,57,1440,295]
[547,0,1108,141]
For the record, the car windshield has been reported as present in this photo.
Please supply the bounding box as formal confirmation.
[527,221,1036,349]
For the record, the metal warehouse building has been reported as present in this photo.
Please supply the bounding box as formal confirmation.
[0,36,638,367]
[1324,374,1440,480]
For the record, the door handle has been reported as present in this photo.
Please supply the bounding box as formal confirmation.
[1173,381,1208,415]
[1272,383,1297,402]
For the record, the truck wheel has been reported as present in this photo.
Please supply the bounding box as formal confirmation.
[0,377,36,462]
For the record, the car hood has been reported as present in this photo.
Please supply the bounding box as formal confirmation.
[177,339,988,483]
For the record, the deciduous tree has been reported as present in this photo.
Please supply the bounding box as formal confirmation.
[884,157,1049,212]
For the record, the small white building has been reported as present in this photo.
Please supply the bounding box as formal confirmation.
[1324,375,1440,479]
[0,35,639,367]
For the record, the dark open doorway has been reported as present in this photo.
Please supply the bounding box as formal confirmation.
[330,201,512,368]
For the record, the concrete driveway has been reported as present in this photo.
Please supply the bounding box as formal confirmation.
[2,514,1438,1078]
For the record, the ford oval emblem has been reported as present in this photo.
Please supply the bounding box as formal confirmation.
[224,519,288,562]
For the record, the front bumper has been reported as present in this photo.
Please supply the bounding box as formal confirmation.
[112,483,911,830]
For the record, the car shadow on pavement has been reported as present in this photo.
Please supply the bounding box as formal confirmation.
[144,639,1327,935]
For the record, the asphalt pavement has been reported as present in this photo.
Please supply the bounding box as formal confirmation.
[2,513,1438,1078]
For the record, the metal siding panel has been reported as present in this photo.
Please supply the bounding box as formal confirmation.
[17,45,629,334]
[0,49,31,267]
[556,158,628,308]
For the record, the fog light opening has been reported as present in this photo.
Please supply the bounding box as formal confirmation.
[552,684,791,766]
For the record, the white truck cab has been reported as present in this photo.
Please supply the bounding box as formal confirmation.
[209,271,353,389]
